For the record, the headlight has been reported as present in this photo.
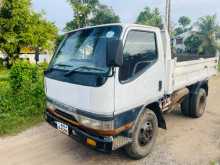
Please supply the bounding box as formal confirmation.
[46,101,114,131]
[78,114,114,131]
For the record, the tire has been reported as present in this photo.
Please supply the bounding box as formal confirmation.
[190,88,207,118]
[181,94,191,116]
[181,88,207,118]
[125,109,158,159]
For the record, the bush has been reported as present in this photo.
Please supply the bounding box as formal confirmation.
[10,60,46,112]
[0,61,46,135]
[9,61,39,91]
[0,69,9,81]
[38,62,49,71]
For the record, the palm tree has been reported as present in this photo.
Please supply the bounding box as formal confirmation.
[136,7,162,28]
[198,15,220,55]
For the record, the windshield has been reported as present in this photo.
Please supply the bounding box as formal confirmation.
[50,26,122,74]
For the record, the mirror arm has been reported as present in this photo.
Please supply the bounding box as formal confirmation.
[104,67,115,78]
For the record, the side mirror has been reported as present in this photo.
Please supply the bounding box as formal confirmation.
[106,38,123,67]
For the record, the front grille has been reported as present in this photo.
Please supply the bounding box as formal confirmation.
[55,109,78,122]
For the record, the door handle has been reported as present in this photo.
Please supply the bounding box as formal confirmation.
[159,81,162,92]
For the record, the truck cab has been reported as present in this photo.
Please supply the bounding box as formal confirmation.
[45,24,218,159]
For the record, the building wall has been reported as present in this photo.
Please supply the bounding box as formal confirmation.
[19,54,52,63]
[173,31,197,53]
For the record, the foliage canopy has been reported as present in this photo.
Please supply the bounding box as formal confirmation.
[184,34,202,53]
[178,16,191,28]
[0,0,58,59]
[136,7,162,27]
[198,15,220,55]
[65,0,120,31]
[175,16,191,36]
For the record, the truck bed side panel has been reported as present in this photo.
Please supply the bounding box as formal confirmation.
[172,57,218,91]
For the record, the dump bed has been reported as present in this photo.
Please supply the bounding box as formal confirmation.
[172,57,218,92]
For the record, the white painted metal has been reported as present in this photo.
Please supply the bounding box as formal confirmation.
[172,57,218,92]
[114,26,166,115]
[45,76,115,116]
[160,28,173,94]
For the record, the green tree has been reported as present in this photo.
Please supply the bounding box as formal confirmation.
[174,16,191,36]
[198,15,219,55]
[0,0,33,59]
[65,0,120,31]
[175,27,184,36]
[136,7,162,27]
[178,16,191,29]
[29,13,58,56]
[184,34,202,53]
[65,0,98,31]
[0,0,58,64]
[55,34,65,50]
[90,4,120,26]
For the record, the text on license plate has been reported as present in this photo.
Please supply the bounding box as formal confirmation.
[56,121,69,135]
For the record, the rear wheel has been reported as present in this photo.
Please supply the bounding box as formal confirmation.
[181,94,190,116]
[125,109,158,159]
[191,88,207,118]
[181,88,207,118]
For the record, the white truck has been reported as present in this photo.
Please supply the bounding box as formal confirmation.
[45,24,218,159]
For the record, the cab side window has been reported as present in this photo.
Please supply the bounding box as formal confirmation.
[119,30,158,82]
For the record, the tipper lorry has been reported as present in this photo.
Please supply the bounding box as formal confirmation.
[45,24,218,159]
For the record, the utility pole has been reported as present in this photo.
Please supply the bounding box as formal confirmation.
[165,0,171,34]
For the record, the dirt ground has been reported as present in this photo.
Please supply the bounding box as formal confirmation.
[1,76,220,165]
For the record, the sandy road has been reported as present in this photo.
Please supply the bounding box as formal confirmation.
[1,76,220,165]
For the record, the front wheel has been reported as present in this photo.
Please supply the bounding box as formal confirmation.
[125,109,158,159]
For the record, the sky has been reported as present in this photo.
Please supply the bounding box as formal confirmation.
[32,0,220,32]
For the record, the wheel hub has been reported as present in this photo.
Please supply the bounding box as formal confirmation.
[138,121,153,146]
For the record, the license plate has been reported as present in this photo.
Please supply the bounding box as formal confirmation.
[56,121,69,135]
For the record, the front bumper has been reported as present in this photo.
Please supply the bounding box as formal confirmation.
[46,109,131,152]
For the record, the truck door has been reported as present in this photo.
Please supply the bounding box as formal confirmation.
[114,28,165,114]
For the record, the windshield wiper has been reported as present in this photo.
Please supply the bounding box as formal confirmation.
[45,64,72,74]
[64,66,105,76]
[80,66,105,72]
[53,63,73,68]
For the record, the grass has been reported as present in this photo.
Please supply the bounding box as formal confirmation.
[0,69,9,81]
[0,112,44,136]
[0,69,9,93]
[0,68,45,136]
[210,160,220,165]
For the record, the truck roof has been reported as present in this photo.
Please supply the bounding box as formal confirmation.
[66,23,161,34]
